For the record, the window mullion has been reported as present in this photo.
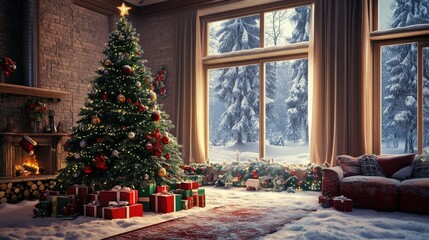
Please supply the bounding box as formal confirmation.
[259,60,266,160]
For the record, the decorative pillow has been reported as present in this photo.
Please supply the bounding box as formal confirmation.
[337,155,362,177]
[411,156,429,178]
[391,165,413,181]
[376,153,415,178]
[358,154,384,176]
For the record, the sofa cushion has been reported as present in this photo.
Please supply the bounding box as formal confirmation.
[412,157,429,178]
[340,176,400,211]
[399,178,429,214]
[376,153,415,178]
[391,165,413,181]
[337,155,362,177]
[359,154,384,176]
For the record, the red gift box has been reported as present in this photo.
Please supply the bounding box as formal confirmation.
[99,188,138,207]
[198,195,205,208]
[319,195,333,208]
[192,195,199,207]
[84,204,101,217]
[67,185,93,204]
[333,196,352,212]
[156,185,169,193]
[88,193,99,202]
[181,181,199,190]
[150,193,174,213]
[185,196,193,209]
[101,204,143,220]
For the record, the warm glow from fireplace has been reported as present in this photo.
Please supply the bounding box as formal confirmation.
[15,155,40,176]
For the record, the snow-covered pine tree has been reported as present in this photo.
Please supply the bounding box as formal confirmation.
[56,15,182,190]
[213,15,263,144]
[383,0,429,153]
[285,6,310,143]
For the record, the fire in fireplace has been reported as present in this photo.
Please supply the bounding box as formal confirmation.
[0,133,67,180]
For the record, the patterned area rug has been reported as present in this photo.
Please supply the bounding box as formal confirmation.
[104,205,314,240]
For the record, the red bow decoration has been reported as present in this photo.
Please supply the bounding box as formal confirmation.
[0,57,17,77]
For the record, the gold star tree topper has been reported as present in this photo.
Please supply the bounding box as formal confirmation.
[117,2,131,16]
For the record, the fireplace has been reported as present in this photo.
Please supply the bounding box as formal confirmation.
[0,133,67,181]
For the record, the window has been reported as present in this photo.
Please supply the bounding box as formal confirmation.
[203,2,312,163]
[373,0,429,154]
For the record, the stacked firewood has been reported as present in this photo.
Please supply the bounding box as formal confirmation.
[0,180,54,204]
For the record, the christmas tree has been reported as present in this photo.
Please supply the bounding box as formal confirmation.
[56,4,182,190]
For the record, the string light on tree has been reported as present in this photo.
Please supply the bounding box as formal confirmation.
[55,2,183,190]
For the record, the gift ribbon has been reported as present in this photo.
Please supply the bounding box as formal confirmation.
[334,195,347,203]
[138,197,149,202]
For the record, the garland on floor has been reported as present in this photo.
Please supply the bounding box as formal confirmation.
[181,158,324,192]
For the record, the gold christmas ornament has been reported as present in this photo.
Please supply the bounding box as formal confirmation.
[158,167,167,177]
[91,116,101,125]
[148,91,157,101]
[102,59,112,67]
[117,94,126,103]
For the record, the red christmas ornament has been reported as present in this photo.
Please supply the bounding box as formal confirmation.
[251,170,257,175]
[291,170,296,176]
[168,174,172,179]
[121,65,133,75]
[151,112,161,122]
[126,98,132,104]
[164,153,171,160]
[315,173,319,178]
[298,180,303,186]
[253,173,259,179]
[139,105,146,112]
[96,138,103,143]
[83,165,93,174]
[161,136,169,144]
[155,149,162,157]
[145,143,153,150]
[153,129,161,139]
[313,167,318,173]
[237,174,242,181]
[102,93,108,101]
[121,125,127,130]
[134,101,140,107]
[95,162,108,170]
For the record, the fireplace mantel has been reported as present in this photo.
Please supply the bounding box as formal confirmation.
[0,83,71,101]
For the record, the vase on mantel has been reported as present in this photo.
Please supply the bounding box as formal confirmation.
[31,120,43,133]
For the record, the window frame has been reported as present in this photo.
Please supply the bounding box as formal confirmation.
[371,0,429,154]
[201,0,313,160]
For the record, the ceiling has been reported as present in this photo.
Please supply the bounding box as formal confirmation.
[124,0,167,7]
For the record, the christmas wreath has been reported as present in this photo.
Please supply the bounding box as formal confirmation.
[0,57,17,77]
[23,98,48,121]
[153,66,167,99]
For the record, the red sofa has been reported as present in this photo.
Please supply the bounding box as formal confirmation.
[322,154,429,214]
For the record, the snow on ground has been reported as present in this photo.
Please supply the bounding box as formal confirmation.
[1,187,429,240]
[209,141,309,165]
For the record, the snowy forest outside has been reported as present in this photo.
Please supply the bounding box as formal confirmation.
[208,0,429,164]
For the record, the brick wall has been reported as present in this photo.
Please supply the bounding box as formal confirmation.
[135,13,177,127]
[0,0,109,131]
[0,1,178,132]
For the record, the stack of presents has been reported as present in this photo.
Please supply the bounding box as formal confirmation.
[33,180,206,220]
[318,192,352,212]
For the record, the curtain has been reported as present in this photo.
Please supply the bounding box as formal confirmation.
[309,0,371,166]
[173,9,208,164]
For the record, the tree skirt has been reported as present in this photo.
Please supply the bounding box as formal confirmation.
[104,205,314,240]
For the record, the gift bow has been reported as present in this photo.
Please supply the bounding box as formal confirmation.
[334,195,348,203]
[108,200,129,207]
[111,185,132,192]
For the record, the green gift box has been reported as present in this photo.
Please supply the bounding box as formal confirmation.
[138,183,156,197]
[173,194,182,212]
[138,196,151,212]
[197,188,205,196]
[181,190,192,199]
